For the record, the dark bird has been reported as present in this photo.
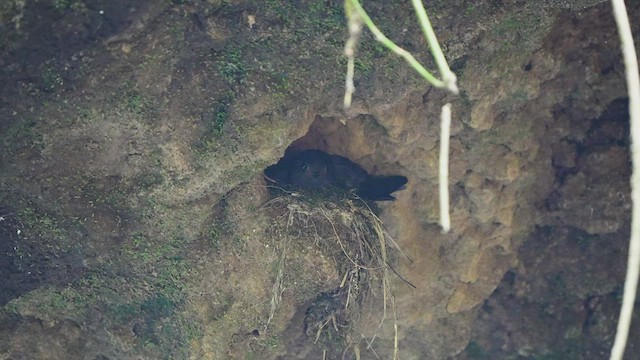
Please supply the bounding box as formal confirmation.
[264,149,408,201]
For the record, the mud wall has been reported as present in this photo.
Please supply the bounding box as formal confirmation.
[0,0,637,359]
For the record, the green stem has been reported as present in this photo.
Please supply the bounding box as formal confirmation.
[348,0,446,89]
[410,0,458,93]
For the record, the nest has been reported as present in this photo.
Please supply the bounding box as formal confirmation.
[263,189,412,359]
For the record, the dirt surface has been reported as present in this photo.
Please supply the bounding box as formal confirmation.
[1,0,639,359]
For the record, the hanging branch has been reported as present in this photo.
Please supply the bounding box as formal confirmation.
[609,0,640,359]
[409,0,458,94]
[343,0,457,234]
[439,103,452,233]
[343,0,451,108]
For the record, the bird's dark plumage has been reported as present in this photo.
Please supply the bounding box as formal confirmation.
[264,149,407,201]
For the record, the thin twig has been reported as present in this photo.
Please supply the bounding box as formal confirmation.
[320,208,377,270]
[609,0,640,359]
[392,294,399,360]
[360,334,382,359]
[385,260,417,289]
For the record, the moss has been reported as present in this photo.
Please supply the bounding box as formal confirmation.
[107,289,200,356]
[124,89,155,116]
[8,201,85,276]
[261,336,279,349]
[480,7,554,74]
[133,171,165,190]
[80,177,131,211]
[213,103,230,135]
[51,0,85,12]
[140,293,176,320]
[16,206,66,241]
[207,223,224,250]
[217,46,246,86]
[254,0,346,87]
[40,61,65,92]
[191,89,238,161]
[267,71,292,102]
[5,250,201,356]
[109,302,139,323]
[122,230,186,273]
[1,117,45,154]
[464,2,479,16]
[155,256,190,301]
[492,15,521,37]
[263,0,297,28]
[5,285,93,320]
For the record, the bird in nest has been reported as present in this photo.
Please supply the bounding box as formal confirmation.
[264,149,407,201]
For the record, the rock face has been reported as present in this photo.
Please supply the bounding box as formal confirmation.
[0,0,638,359]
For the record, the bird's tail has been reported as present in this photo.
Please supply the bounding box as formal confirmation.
[358,175,408,201]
